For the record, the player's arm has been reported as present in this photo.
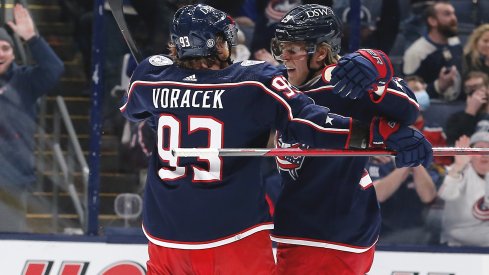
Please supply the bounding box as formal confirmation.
[273,93,432,168]
[264,70,432,167]
[326,49,420,125]
[119,80,152,122]
[368,77,420,125]
[254,64,351,149]
[119,56,170,121]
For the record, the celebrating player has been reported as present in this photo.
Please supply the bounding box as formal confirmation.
[270,4,432,275]
[120,4,432,274]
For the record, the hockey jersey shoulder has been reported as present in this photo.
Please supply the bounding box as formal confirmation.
[131,55,174,82]
[229,60,286,83]
[147,55,173,67]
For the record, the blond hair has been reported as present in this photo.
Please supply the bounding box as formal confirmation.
[464,24,489,69]
[317,42,340,66]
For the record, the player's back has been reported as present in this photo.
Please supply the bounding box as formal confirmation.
[121,56,284,248]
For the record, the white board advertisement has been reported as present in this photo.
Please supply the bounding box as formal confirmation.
[1,239,489,275]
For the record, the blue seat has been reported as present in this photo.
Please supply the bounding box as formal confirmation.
[422,100,465,129]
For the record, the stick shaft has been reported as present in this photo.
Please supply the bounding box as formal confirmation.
[107,0,143,63]
[172,147,489,157]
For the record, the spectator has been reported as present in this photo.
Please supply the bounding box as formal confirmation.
[365,75,448,245]
[368,155,440,245]
[57,0,93,80]
[406,75,451,166]
[390,0,433,56]
[463,23,489,77]
[438,132,489,246]
[0,4,64,232]
[446,71,489,145]
[403,0,463,101]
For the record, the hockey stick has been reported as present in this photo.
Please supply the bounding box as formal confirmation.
[172,147,489,157]
[107,0,143,63]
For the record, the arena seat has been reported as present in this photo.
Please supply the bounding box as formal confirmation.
[422,100,465,129]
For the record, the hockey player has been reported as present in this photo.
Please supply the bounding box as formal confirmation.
[120,4,432,274]
[271,4,431,275]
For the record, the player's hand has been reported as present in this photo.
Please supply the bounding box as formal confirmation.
[330,49,393,100]
[370,117,433,168]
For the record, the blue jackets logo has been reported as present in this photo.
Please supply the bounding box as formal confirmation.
[275,137,307,180]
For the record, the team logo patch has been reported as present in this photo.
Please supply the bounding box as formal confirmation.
[149,55,173,66]
[240,60,265,66]
[275,137,307,180]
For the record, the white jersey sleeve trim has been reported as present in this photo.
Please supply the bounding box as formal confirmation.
[143,223,273,250]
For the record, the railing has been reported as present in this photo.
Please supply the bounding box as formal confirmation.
[37,96,89,232]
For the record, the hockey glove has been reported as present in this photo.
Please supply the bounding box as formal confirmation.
[370,117,433,168]
[330,49,393,100]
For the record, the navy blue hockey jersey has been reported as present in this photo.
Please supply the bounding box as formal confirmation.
[121,56,355,249]
[272,65,420,252]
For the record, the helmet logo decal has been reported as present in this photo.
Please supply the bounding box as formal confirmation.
[281,14,293,23]
[200,5,211,14]
[206,39,215,48]
[306,8,329,18]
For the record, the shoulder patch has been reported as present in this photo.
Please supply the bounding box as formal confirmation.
[149,55,173,66]
[240,60,266,66]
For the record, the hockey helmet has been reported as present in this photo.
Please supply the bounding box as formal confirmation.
[170,4,238,59]
[272,4,342,60]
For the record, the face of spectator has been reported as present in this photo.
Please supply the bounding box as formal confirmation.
[407,79,425,92]
[0,40,14,75]
[432,3,458,37]
[471,141,489,175]
[279,41,310,86]
[476,30,489,57]
[407,79,427,128]
[465,76,489,96]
